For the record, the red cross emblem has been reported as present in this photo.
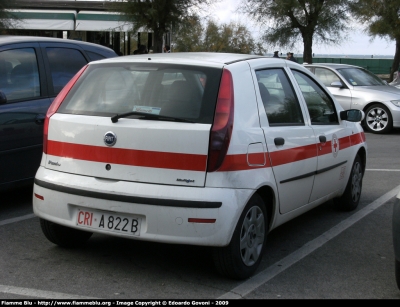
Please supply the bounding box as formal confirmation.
[332,134,339,158]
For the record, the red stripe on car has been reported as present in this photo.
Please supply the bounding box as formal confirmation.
[47,140,207,171]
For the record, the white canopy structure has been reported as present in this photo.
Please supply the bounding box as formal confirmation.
[8,9,76,30]
[6,9,132,32]
[75,11,132,32]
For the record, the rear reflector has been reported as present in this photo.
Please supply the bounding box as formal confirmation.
[207,69,234,172]
[34,193,44,200]
[188,218,216,223]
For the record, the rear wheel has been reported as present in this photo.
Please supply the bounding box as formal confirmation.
[334,155,363,211]
[364,104,393,134]
[40,219,92,248]
[213,193,267,279]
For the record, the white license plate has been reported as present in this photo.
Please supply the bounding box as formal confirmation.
[76,208,141,236]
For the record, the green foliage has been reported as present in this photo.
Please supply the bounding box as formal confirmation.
[174,16,266,54]
[350,0,400,40]
[239,0,351,63]
[116,0,216,53]
[0,0,18,29]
[349,0,400,81]
[173,15,204,52]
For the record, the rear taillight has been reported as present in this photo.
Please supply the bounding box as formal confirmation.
[207,69,234,172]
[43,65,88,154]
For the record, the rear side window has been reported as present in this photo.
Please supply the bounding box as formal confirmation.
[57,63,222,124]
[0,48,40,101]
[256,68,304,126]
[45,48,88,95]
[314,68,341,87]
[292,70,339,124]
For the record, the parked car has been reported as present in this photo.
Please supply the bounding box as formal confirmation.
[394,191,400,290]
[305,63,400,134]
[0,36,117,191]
[33,54,366,279]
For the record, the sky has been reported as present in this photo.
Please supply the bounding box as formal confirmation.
[82,0,395,57]
[209,0,395,57]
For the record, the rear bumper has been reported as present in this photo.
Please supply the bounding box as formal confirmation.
[33,167,253,246]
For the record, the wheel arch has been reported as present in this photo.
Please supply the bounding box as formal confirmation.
[254,185,276,232]
[362,101,387,113]
[357,146,367,174]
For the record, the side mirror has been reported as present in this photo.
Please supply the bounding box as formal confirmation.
[340,109,364,122]
[382,80,389,85]
[330,81,344,88]
[0,91,7,105]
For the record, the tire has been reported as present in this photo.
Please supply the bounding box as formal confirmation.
[364,104,393,134]
[40,219,92,248]
[396,259,400,290]
[334,155,363,211]
[213,193,267,279]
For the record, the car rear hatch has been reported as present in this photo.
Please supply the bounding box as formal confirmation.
[44,61,223,187]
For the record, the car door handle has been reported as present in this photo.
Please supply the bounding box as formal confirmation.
[274,137,285,146]
[319,135,326,143]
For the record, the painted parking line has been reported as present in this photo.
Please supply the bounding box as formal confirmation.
[0,284,98,299]
[0,213,36,227]
[1,180,399,299]
[218,184,400,299]
[366,169,400,171]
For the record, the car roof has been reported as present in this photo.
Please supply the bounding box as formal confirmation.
[304,63,360,70]
[93,52,287,67]
[0,35,115,53]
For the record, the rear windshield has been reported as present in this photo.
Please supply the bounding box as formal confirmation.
[57,62,222,124]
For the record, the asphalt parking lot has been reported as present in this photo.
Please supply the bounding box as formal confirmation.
[1,129,400,300]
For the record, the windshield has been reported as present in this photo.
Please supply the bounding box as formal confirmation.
[57,63,222,124]
[336,67,386,86]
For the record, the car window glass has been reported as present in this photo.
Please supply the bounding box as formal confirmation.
[314,68,341,87]
[46,48,88,95]
[85,51,106,62]
[57,63,221,124]
[0,48,40,101]
[256,68,304,126]
[292,70,339,125]
[336,67,385,86]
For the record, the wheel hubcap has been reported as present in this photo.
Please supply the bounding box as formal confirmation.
[366,107,388,131]
[351,162,362,202]
[240,206,265,266]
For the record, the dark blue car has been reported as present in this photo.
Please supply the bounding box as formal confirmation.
[0,36,117,190]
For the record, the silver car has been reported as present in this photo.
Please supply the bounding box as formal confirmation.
[394,191,400,290]
[305,63,400,134]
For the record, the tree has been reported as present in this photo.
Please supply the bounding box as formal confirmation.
[350,0,400,81]
[173,15,204,52]
[239,0,350,63]
[174,16,266,55]
[117,0,216,53]
[0,0,18,30]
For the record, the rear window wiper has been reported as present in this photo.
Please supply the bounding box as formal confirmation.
[111,111,194,123]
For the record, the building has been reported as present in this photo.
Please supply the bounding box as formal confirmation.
[3,0,160,55]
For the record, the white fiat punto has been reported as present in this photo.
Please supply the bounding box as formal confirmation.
[33,53,367,279]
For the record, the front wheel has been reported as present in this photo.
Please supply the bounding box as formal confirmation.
[213,193,267,279]
[40,219,93,248]
[334,155,363,211]
[364,104,393,134]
